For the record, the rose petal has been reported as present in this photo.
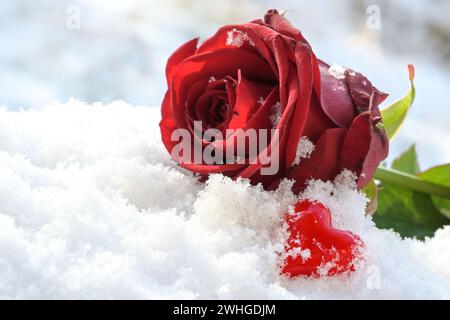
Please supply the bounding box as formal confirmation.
[284,43,314,169]
[318,60,356,128]
[287,128,347,193]
[345,69,388,113]
[197,24,278,74]
[228,87,280,179]
[165,38,198,85]
[181,163,247,176]
[301,92,336,141]
[194,89,227,125]
[213,87,279,158]
[263,9,305,42]
[171,48,275,127]
[225,79,237,107]
[185,79,210,125]
[228,71,272,130]
[271,35,290,107]
[159,90,178,154]
[340,109,389,188]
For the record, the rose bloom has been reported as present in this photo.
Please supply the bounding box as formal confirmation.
[160,9,388,193]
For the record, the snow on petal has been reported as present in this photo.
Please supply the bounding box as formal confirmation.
[292,136,315,167]
[269,101,282,128]
[226,28,255,48]
[328,63,347,80]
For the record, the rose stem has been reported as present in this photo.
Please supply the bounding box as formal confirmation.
[374,167,450,199]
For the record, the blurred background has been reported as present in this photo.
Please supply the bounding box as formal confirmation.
[1,0,449,168]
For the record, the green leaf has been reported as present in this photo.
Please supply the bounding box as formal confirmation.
[381,65,415,140]
[373,145,450,239]
[419,164,450,219]
[392,144,420,174]
[375,166,450,199]
[362,179,378,216]
[373,183,448,239]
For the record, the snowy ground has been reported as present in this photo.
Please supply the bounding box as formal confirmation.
[0,100,449,299]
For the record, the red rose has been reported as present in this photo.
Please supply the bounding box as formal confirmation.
[160,9,388,193]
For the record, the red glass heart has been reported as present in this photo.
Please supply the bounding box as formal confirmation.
[282,200,364,277]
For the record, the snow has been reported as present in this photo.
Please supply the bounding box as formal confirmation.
[0,100,449,299]
[270,102,282,128]
[226,28,255,48]
[328,63,347,80]
[292,136,315,166]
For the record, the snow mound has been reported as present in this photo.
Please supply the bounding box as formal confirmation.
[0,100,449,299]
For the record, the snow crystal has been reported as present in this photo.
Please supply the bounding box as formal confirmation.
[328,63,347,80]
[270,102,282,128]
[300,249,312,261]
[292,136,315,167]
[0,100,449,299]
[226,28,255,48]
[285,247,311,262]
[257,96,265,105]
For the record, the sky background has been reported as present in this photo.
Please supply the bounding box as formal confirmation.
[1,0,449,168]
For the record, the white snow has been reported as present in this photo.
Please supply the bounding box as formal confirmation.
[226,28,255,48]
[284,247,312,262]
[0,100,449,299]
[328,63,347,80]
[270,102,282,128]
[257,97,265,105]
[292,136,315,167]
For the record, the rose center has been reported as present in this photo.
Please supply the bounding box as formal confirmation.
[192,77,236,133]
